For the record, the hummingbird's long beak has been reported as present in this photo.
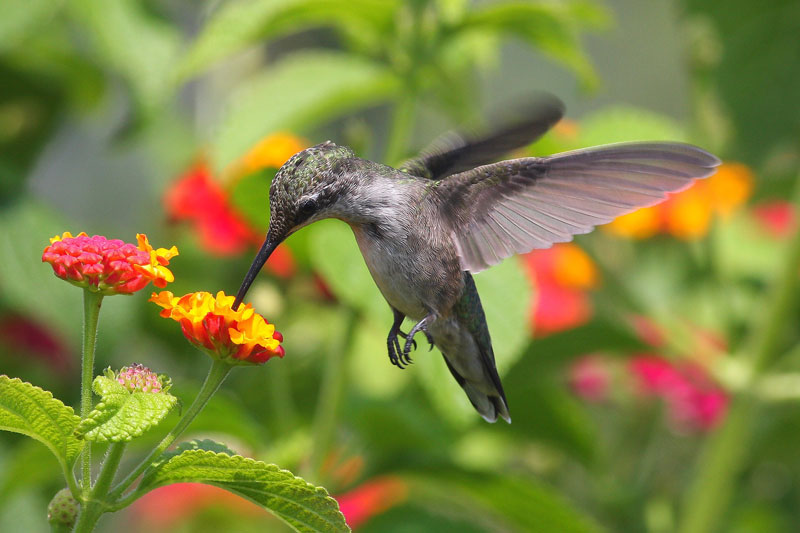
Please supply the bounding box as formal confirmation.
[233,231,281,310]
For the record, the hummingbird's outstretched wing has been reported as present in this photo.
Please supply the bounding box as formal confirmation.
[433,142,721,272]
[399,95,564,180]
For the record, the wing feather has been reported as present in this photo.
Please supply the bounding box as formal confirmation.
[435,142,721,272]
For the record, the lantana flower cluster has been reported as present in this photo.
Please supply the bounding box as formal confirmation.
[150,291,284,365]
[42,232,178,295]
[113,364,169,394]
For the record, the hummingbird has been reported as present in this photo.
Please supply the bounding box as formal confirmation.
[232,95,720,423]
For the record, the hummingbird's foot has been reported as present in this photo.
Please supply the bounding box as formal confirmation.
[387,308,414,368]
[402,314,434,361]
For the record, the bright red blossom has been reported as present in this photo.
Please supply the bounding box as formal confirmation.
[336,477,408,529]
[42,232,177,295]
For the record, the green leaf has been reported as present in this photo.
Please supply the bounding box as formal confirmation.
[67,0,181,107]
[578,105,687,146]
[136,450,349,532]
[74,376,177,442]
[405,470,605,533]
[308,219,389,320]
[177,0,399,82]
[0,0,63,52]
[459,1,607,90]
[213,51,398,170]
[0,376,83,471]
[147,439,238,473]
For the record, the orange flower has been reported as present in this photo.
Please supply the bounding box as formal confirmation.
[524,243,600,336]
[42,232,177,295]
[603,161,754,240]
[150,290,283,364]
[239,133,306,174]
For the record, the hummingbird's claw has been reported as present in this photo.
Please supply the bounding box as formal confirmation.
[402,315,433,362]
[387,308,413,369]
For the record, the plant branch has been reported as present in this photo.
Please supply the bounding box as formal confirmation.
[108,359,232,502]
[79,290,104,498]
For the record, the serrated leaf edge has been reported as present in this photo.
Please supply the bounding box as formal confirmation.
[140,449,348,532]
[0,375,84,468]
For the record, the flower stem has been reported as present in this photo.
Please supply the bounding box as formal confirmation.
[107,359,232,502]
[80,290,104,498]
[306,307,359,481]
[92,443,126,498]
[678,179,800,533]
[73,442,127,533]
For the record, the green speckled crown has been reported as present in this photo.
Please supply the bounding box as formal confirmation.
[268,141,355,235]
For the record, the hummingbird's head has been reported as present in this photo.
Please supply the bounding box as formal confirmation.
[233,141,355,308]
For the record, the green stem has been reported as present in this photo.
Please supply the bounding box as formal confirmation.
[92,443,126,498]
[73,443,127,533]
[384,94,416,165]
[306,307,359,481]
[678,180,800,533]
[80,290,104,498]
[107,359,233,502]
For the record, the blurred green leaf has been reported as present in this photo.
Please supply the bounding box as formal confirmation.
[0,0,62,52]
[0,200,81,341]
[405,470,605,533]
[137,450,349,532]
[177,0,399,82]
[308,219,389,320]
[578,106,687,146]
[348,318,411,399]
[473,256,532,375]
[458,1,607,90]
[213,51,398,170]
[0,376,83,472]
[231,169,276,232]
[67,0,181,107]
[74,376,177,442]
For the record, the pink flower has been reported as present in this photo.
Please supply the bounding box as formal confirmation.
[628,355,728,432]
[569,355,611,403]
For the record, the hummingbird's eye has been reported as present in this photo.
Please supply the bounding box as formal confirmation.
[297,198,317,219]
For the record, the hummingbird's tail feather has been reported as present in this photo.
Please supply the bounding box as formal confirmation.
[432,272,511,423]
[442,354,511,423]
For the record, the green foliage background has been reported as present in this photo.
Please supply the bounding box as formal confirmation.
[1,0,799,531]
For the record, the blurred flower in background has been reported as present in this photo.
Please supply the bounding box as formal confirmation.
[604,162,754,239]
[164,133,306,278]
[524,243,600,336]
[335,476,409,530]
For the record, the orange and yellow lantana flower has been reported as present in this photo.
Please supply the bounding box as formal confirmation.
[42,232,178,295]
[604,162,754,240]
[150,291,284,364]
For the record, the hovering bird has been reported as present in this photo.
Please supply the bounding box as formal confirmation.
[233,96,720,423]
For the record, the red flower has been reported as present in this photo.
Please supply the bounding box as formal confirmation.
[164,161,296,277]
[524,243,599,335]
[0,313,72,372]
[753,201,798,238]
[335,477,408,529]
[42,232,177,295]
[131,483,264,529]
[165,162,260,256]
